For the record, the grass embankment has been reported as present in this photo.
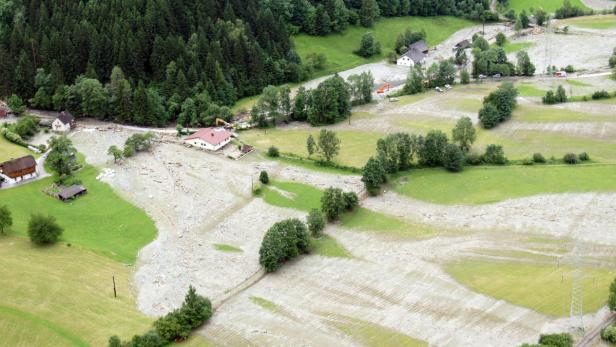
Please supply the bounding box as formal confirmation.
[0,237,152,346]
[507,0,589,13]
[516,82,547,97]
[0,136,35,162]
[558,15,616,30]
[447,259,615,317]
[294,16,474,77]
[393,164,616,205]
[0,163,157,263]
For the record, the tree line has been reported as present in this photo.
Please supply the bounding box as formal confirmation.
[0,0,301,126]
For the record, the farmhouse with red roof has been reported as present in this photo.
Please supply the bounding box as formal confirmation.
[184,127,232,151]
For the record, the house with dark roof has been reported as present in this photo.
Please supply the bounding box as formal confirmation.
[184,127,232,151]
[52,111,76,133]
[397,40,429,67]
[0,155,37,184]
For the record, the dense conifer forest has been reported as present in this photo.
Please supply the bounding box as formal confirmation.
[0,0,491,126]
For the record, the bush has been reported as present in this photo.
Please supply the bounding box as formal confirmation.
[153,311,189,343]
[564,65,576,73]
[522,158,534,165]
[579,152,589,161]
[592,90,610,100]
[259,218,309,272]
[321,187,345,221]
[563,153,578,164]
[483,144,507,165]
[0,127,28,147]
[602,326,616,343]
[342,191,359,210]
[362,157,387,195]
[478,103,500,129]
[532,153,546,163]
[610,55,616,68]
[418,130,449,166]
[307,209,325,237]
[28,214,63,245]
[259,170,269,184]
[267,146,280,157]
[465,152,483,166]
[443,144,465,172]
[110,286,211,346]
[538,333,573,347]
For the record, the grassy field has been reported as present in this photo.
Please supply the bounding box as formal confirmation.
[310,235,352,258]
[261,180,323,212]
[558,15,616,29]
[513,104,616,122]
[393,164,616,205]
[0,163,157,263]
[507,0,589,13]
[516,82,546,97]
[446,259,615,317]
[0,236,152,346]
[0,136,34,162]
[503,41,534,54]
[294,16,475,76]
[566,79,592,87]
[340,207,436,238]
[329,316,427,347]
[243,128,381,168]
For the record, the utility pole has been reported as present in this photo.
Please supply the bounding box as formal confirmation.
[112,275,117,298]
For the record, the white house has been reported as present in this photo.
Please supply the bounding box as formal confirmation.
[52,111,76,133]
[184,127,232,151]
[397,40,429,67]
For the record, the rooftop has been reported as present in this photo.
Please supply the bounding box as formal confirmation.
[185,127,231,146]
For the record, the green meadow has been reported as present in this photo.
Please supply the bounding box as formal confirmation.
[393,164,616,205]
[507,0,589,13]
[294,16,475,76]
[447,259,614,317]
[0,163,157,263]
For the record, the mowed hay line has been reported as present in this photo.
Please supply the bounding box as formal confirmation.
[294,16,474,76]
[393,165,616,205]
[0,163,157,263]
[0,237,152,346]
[0,136,35,162]
[508,0,589,13]
[446,259,615,317]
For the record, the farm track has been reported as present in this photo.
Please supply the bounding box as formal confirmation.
[576,312,616,347]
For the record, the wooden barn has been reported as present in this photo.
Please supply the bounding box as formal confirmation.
[58,185,87,201]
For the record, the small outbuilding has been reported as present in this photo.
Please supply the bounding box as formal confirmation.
[52,111,76,133]
[0,108,7,118]
[184,127,232,151]
[58,185,87,201]
[0,155,37,184]
[454,39,471,50]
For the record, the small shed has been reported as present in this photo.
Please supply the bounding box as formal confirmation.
[454,39,471,50]
[0,108,6,118]
[58,185,87,201]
